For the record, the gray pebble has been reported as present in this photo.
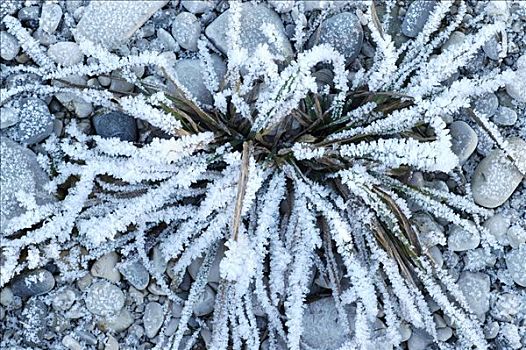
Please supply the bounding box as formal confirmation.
[407,328,433,350]
[483,214,510,245]
[308,12,363,62]
[401,0,437,38]
[193,286,215,316]
[0,106,19,129]
[52,288,77,311]
[0,31,20,60]
[11,269,55,297]
[492,106,517,126]
[100,308,134,333]
[506,244,526,287]
[507,225,526,249]
[119,261,150,290]
[457,271,490,315]
[447,223,480,251]
[144,302,164,338]
[2,97,54,144]
[172,12,200,51]
[471,138,526,208]
[490,293,520,322]
[40,3,62,34]
[92,112,138,142]
[91,252,121,283]
[47,42,84,66]
[473,93,499,117]
[449,121,478,164]
[85,281,125,316]
[181,0,214,14]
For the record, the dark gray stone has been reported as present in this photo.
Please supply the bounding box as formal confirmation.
[449,121,478,164]
[308,12,363,62]
[92,112,138,142]
[11,269,55,297]
[401,0,437,38]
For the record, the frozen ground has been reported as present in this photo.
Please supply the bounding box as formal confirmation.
[1,1,525,349]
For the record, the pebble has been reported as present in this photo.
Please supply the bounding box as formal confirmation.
[193,286,215,316]
[411,213,445,248]
[505,244,526,287]
[91,252,121,283]
[507,225,526,249]
[447,223,480,251]
[119,261,150,290]
[457,271,490,316]
[75,0,168,49]
[436,327,453,341]
[308,12,363,62]
[484,321,500,339]
[62,335,82,350]
[104,335,119,350]
[157,28,179,51]
[100,308,134,333]
[0,106,19,129]
[11,269,55,297]
[92,112,138,142]
[483,214,510,245]
[85,281,125,316]
[174,55,226,106]
[505,58,526,102]
[205,3,293,59]
[428,246,443,268]
[21,299,48,347]
[471,137,526,208]
[47,42,84,66]
[301,298,352,349]
[0,288,14,306]
[407,328,433,350]
[187,244,224,283]
[473,93,499,117]
[144,302,164,338]
[492,106,517,126]
[441,31,465,51]
[0,31,20,60]
[490,293,520,322]
[483,35,500,60]
[3,97,54,144]
[52,288,77,311]
[40,3,62,34]
[181,0,214,14]
[172,12,200,51]
[448,121,478,164]
[401,0,437,38]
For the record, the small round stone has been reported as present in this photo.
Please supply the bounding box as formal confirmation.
[506,244,526,287]
[0,106,19,129]
[0,31,20,60]
[181,0,214,14]
[90,252,121,283]
[471,137,526,208]
[172,12,200,51]
[473,93,499,117]
[11,269,55,297]
[457,272,490,315]
[85,281,125,316]
[309,12,363,62]
[447,224,480,251]
[52,288,77,311]
[507,225,526,249]
[448,121,478,164]
[193,286,215,316]
[48,42,84,66]
[490,293,520,322]
[144,302,164,338]
[92,112,138,142]
[3,97,54,144]
[492,106,517,126]
[119,261,150,290]
[40,3,62,34]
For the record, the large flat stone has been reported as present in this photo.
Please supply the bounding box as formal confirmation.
[75,0,168,49]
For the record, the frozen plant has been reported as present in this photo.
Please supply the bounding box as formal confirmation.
[1,1,525,349]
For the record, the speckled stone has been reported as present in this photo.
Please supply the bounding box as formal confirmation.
[471,137,526,208]
[85,281,125,316]
[92,112,138,142]
[449,121,478,164]
[205,3,293,59]
[506,244,526,287]
[308,12,363,62]
[401,0,437,38]
[47,42,84,66]
[171,12,200,51]
[2,98,54,144]
[75,0,168,49]
[11,269,55,297]
[457,272,490,315]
